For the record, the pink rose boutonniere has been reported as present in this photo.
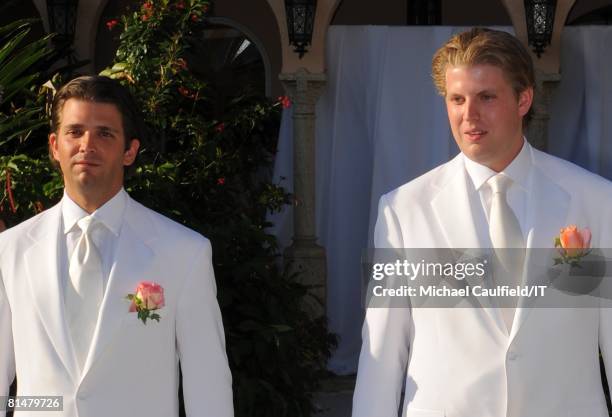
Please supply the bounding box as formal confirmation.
[554,225,592,266]
[126,281,165,324]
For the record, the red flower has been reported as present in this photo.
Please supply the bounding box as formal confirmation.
[190,14,199,22]
[277,95,291,109]
[175,58,188,70]
[202,4,209,13]
[176,0,185,9]
[178,86,193,98]
[106,19,119,30]
[217,178,226,186]
[214,122,225,133]
[141,1,154,20]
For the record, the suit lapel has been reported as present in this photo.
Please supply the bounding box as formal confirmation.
[431,162,485,249]
[431,160,506,336]
[509,162,571,343]
[24,203,80,382]
[80,199,156,382]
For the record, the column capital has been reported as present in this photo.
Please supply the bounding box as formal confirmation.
[279,69,327,110]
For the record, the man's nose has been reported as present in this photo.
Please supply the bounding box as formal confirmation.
[79,132,95,152]
[464,100,480,121]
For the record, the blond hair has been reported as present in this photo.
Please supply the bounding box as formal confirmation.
[432,28,535,97]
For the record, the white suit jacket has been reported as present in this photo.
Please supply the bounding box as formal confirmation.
[0,195,233,417]
[353,144,612,417]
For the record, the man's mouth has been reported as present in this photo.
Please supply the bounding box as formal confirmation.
[464,130,487,141]
[74,160,100,167]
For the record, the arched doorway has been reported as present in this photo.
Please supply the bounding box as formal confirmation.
[199,17,271,98]
[178,17,271,121]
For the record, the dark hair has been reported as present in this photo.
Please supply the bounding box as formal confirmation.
[50,75,145,148]
[49,75,145,173]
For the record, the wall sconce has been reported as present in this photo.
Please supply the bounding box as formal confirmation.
[46,0,78,47]
[524,0,557,57]
[284,0,317,58]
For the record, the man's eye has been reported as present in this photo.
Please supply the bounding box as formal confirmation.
[450,97,464,104]
[100,131,113,137]
[482,95,495,101]
[67,130,82,136]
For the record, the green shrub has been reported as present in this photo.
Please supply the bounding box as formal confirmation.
[104,1,337,416]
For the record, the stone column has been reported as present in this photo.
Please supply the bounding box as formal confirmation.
[501,0,575,151]
[526,71,561,152]
[279,68,327,316]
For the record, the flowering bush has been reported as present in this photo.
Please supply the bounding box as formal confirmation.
[102,1,336,416]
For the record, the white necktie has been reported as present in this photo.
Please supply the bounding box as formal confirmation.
[65,216,104,370]
[487,174,525,331]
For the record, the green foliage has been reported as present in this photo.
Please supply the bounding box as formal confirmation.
[0,154,62,225]
[0,20,54,152]
[102,1,337,416]
[0,20,61,224]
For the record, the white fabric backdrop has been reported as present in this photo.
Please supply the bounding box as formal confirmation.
[269,25,612,374]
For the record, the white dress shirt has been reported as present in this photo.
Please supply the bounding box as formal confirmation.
[463,139,532,241]
[60,189,128,294]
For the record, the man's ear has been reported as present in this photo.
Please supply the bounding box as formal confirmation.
[518,87,534,117]
[123,139,140,166]
[49,133,60,162]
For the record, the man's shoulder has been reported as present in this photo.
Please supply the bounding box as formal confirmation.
[533,148,612,193]
[0,204,60,245]
[0,204,62,265]
[381,154,462,209]
[126,197,211,249]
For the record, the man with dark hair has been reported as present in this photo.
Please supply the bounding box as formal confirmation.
[0,76,233,417]
[352,28,612,417]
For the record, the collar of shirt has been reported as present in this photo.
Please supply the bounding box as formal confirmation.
[463,138,531,192]
[62,188,128,237]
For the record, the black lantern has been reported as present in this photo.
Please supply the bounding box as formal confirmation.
[524,0,557,57]
[46,0,79,46]
[407,0,441,25]
[284,0,317,58]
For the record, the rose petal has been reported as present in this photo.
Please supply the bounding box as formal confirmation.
[581,228,592,249]
[133,281,164,310]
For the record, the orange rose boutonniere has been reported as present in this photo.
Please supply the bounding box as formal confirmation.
[554,225,592,266]
[126,281,165,324]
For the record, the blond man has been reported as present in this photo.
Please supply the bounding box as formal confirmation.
[353,28,612,417]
